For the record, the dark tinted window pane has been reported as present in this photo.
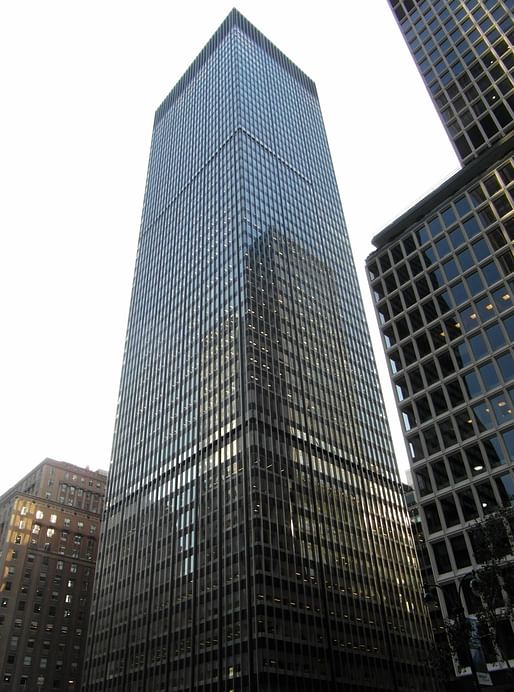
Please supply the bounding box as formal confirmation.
[436,236,450,259]
[491,393,514,425]
[429,217,443,236]
[498,353,514,383]
[463,371,481,397]
[492,286,513,312]
[430,268,445,290]
[488,227,507,250]
[483,435,505,468]
[475,480,498,514]
[455,196,471,216]
[503,314,514,342]
[441,495,460,527]
[502,429,514,461]
[465,444,486,475]
[416,276,431,298]
[459,306,478,330]
[443,258,459,280]
[479,362,500,390]
[454,342,471,367]
[403,235,416,255]
[449,226,465,249]
[476,296,495,322]
[451,281,468,305]
[409,434,424,461]
[424,359,439,384]
[424,426,441,454]
[379,253,391,272]
[472,237,489,260]
[466,270,484,296]
[442,207,456,226]
[424,503,442,533]
[424,247,437,268]
[482,260,501,285]
[431,460,450,489]
[417,227,430,245]
[431,387,448,415]
[458,488,478,519]
[432,540,451,573]
[469,333,488,360]
[485,323,506,350]
[458,248,474,270]
[447,379,465,406]
[408,368,424,393]
[439,418,457,446]
[495,473,514,507]
[416,466,432,496]
[416,334,431,358]
[455,410,475,440]
[450,534,471,568]
[463,216,481,239]
[438,351,454,377]
[473,402,494,431]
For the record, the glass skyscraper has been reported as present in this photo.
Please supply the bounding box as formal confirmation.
[84,10,434,691]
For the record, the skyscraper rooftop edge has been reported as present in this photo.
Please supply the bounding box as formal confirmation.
[154,8,317,127]
[370,132,513,250]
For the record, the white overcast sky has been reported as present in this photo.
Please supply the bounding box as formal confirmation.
[0,0,459,495]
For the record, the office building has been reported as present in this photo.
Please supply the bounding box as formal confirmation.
[0,458,106,691]
[389,0,513,165]
[367,0,513,684]
[84,10,435,692]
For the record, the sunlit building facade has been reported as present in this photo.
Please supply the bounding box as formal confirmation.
[367,0,514,685]
[0,459,106,691]
[84,10,435,692]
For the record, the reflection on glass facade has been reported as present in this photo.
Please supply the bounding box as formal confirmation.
[369,150,514,579]
[84,11,434,691]
[369,0,514,684]
[389,0,513,164]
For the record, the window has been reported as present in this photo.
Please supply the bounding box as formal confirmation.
[469,334,488,360]
[432,540,451,574]
[440,495,460,527]
[424,502,442,533]
[451,535,471,568]
[496,474,514,507]
[475,480,498,513]
[498,353,514,382]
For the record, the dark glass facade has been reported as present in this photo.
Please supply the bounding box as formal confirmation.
[368,144,514,591]
[389,0,513,164]
[368,0,514,685]
[85,11,434,692]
